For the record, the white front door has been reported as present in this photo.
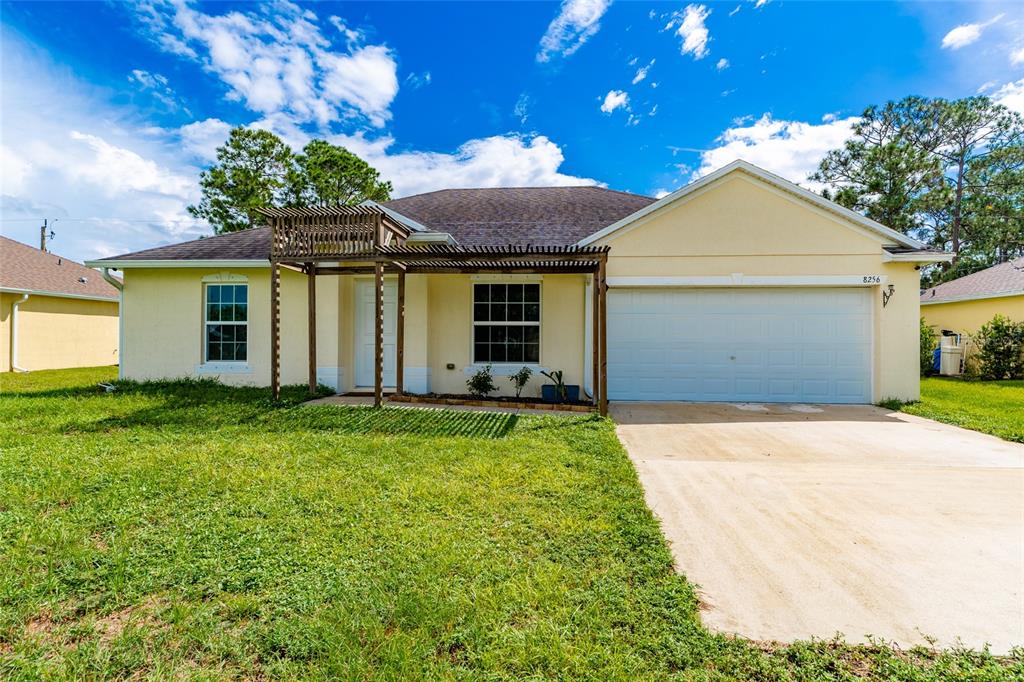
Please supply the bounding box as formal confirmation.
[355,279,397,388]
[607,287,873,403]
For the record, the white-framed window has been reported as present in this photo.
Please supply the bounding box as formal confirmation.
[472,282,540,364]
[204,283,248,362]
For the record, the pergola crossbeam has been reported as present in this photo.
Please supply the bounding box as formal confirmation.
[265,206,610,415]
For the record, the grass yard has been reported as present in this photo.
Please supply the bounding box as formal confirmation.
[1,367,1019,680]
[883,377,1024,443]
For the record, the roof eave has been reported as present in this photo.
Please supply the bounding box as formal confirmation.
[0,286,118,302]
[921,290,1024,305]
[86,259,270,269]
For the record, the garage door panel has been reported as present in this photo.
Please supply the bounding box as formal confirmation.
[607,287,872,403]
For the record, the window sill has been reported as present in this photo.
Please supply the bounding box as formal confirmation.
[463,363,548,377]
[196,362,252,375]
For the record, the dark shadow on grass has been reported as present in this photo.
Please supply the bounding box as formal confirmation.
[270,405,519,439]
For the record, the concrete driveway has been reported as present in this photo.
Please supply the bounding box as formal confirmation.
[612,402,1024,653]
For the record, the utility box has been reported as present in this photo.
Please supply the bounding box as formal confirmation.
[939,335,962,376]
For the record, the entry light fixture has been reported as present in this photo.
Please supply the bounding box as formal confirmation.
[882,284,895,308]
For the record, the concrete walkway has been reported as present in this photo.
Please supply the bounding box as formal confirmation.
[612,401,1024,653]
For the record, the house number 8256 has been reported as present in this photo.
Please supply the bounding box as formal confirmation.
[862,275,882,284]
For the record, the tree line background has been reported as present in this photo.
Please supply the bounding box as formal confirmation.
[193,95,1022,287]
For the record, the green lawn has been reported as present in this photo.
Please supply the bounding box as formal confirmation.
[885,377,1024,443]
[0,367,1019,680]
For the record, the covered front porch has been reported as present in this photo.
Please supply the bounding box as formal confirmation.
[260,206,611,415]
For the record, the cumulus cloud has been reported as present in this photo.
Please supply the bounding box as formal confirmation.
[537,0,612,62]
[941,14,1004,50]
[695,113,858,189]
[716,57,729,70]
[178,117,234,162]
[632,59,654,84]
[0,33,204,261]
[136,0,399,127]
[993,79,1024,114]
[665,4,711,60]
[321,132,599,196]
[599,90,629,114]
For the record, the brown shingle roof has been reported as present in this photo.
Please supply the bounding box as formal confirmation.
[97,186,656,261]
[382,186,656,247]
[0,236,118,300]
[100,227,273,261]
[921,258,1024,304]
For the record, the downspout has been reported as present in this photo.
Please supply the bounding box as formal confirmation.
[100,268,125,380]
[11,293,30,372]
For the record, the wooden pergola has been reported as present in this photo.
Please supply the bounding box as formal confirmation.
[258,206,610,415]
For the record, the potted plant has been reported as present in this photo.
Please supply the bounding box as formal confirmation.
[539,369,580,403]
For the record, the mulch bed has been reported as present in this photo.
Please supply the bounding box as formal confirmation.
[390,393,594,413]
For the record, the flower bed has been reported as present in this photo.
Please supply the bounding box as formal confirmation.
[391,393,594,413]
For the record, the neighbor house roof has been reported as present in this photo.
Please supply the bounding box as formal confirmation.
[91,186,655,264]
[0,236,119,300]
[920,257,1024,305]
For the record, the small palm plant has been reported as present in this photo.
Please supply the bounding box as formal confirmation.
[540,369,568,402]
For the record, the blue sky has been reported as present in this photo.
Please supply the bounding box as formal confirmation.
[2,0,1023,262]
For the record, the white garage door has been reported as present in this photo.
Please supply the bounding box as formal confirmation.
[607,288,872,403]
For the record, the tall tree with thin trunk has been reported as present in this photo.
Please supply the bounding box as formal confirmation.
[188,127,295,235]
[813,96,1024,282]
[288,140,393,206]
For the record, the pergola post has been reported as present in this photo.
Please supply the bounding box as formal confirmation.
[306,262,317,395]
[598,256,608,417]
[270,260,281,402]
[374,260,384,408]
[396,269,405,396]
[592,270,600,410]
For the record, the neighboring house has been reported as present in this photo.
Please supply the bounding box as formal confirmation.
[921,258,1024,336]
[1,236,120,372]
[86,161,948,408]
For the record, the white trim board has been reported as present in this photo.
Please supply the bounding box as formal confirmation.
[607,275,890,288]
[578,160,927,251]
[0,286,119,303]
[85,259,269,269]
[921,290,1023,306]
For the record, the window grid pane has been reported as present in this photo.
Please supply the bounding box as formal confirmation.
[472,284,540,364]
[206,284,248,362]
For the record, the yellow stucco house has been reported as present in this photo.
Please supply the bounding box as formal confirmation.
[86,161,949,406]
[1,236,120,372]
[920,258,1024,336]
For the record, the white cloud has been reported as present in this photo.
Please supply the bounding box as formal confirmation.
[728,5,741,17]
[1011,47,1024,65]
[537,0,612,62]
[695,113,858,189]
[327,132,599,196]
[754,0,769,8]
[178,117,234,162]
[600,89,629,114]
[666,5,711,60]
[513,93,531,124]
[992,79,1024,114]
[136,0,399,127]
[1,31,205,262]
[941,14,1004,50]
[632,59,654,84]
[128,68,188,112]
[716,57,729,70]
